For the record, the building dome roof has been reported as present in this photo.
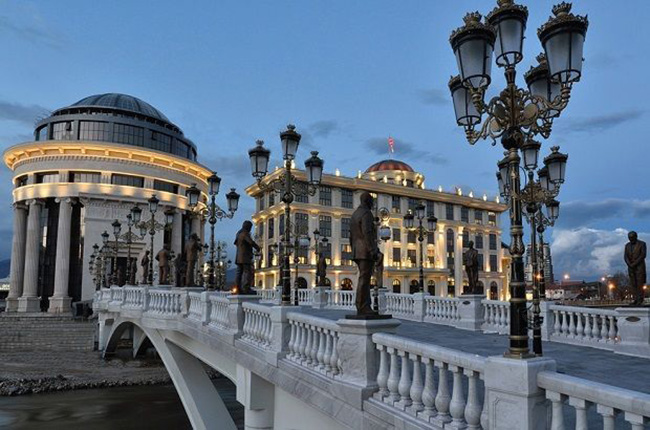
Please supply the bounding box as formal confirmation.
[63,93,170,122]
[365,159,414,173]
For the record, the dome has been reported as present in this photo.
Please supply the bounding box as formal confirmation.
[365,159,414,173]
[65,93,170,122]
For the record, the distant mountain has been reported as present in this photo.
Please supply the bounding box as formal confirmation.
[0,259,9,278]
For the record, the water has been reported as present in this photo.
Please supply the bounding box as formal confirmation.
[0,380,243,430]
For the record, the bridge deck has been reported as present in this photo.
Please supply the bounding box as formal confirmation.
[292,306,650,395]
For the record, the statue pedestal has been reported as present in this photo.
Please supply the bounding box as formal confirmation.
[615,307,650,359]
[456,294,486,331]
[312,286,330,309]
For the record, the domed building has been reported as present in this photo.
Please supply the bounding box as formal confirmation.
[247,157,511,299]
[3,93,211,313]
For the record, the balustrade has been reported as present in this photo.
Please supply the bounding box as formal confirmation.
[549,305,619,350]
[241,302,272,348]
[187,292,203,321]
[286,312,341,377]
[325,290,355,310]
[385,293,417,320]
[146,289,182,316]
[481,300,510,334]
[123,286,147,309]
[423,297,460,325]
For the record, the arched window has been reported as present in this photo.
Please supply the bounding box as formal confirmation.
[296,277,308,289]
[427,280,436,295]
[490,281,498,300]
[392,279,401,293]
[409,280,420,294]
[341,278,353,290]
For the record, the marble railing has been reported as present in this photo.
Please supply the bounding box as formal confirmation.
[325,290,356,310]
[423,296,461,325]
[538,370,650,429]
[286,312,341,377]
[548,304,619,350]
[372,332,487,429]
[385,293,417,320]
[100,288,112,301]
[241,302,273,348]
[208,294,230,329]
[123,286,148,308]
[295,288,314,306]
[257,288,279,304]
[187,292,203,321]
[481,300,510,334]
[110,286,124,303]
[146,288,183,316]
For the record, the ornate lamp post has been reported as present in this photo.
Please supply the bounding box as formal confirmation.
[374,207,392,311]
[248,125,325,305]
[111,219,122,285]
[448,0,587,358]
[134,194,174,285]
[404,204,438,293]
[291,231,311,305]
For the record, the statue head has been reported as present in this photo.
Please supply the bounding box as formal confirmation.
[145,250,150,255]
[360,192,374,209]
[242,220,253,232]
[468,240,474,249]
[629,231,638,243]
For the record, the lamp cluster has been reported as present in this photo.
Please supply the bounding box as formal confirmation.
[404,204,438,293]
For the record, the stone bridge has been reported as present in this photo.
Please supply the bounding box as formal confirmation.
[94,286,650,430]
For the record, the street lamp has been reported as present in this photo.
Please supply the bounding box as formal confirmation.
[448,0,588,358]
[404,204,438,293]
[111,219,122,285]
[248,124,325,305]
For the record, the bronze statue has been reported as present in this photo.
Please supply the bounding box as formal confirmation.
[350,192,379,315]
[140,251,150,284]
[174,253,185,288]
[316,252,328,286]
[625,231,647,306]
[156,244,172,285]
[129,258,137,285]
[463,240,479,295]
[234,220,261,294]
[184,234,201,287]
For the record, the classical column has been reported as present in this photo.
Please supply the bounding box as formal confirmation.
[49,198,73,313]
[454,227,464,296]
[18,200,43,313]
[171,210,183,257]
[6,203,28,312]
[190,214,201,237]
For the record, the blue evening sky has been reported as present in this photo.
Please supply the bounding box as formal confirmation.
[0,0,648,280]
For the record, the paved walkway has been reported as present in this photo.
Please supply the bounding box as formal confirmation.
[298,307,650,395]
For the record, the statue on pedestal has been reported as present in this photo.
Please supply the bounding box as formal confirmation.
[463,241,479,295]
[625,231,647,306]
[234,221,261,295]
[156,244,172,285]
[184,234,201,287]
[316,252,328,286]
[140,251,150,284]
[350,192,380,316]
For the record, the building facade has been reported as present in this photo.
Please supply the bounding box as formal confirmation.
[3,93,210,314]
[524,242,555,285]
[247,159,510,299]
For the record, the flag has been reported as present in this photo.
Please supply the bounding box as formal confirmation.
[388,136,395,154]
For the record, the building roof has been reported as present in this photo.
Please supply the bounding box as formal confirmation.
[365,159,414,173]
[63,93,170,122]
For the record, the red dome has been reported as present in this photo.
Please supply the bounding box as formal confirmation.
[365,159,414,173]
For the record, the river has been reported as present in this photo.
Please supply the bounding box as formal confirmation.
[0,379,243,429]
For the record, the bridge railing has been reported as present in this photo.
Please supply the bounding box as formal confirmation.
[256,288,279,304]
[123,286,148,309]
[481,299,510,334]
[325,290,355,310]
[187,291,203,321]
[241,302,273,348]
[538,370,650,429]
[208,294,230,329]
[547,304,619,350]
[146,288,183,317]
[286,312,341,377]
[372,332,487,428]
[424,296,462,325]
[385,293,417,320]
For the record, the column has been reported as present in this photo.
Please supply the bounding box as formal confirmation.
[18,199,43,313]
[6,203,28,312]
[49,198,73,313]
[454,226,464,295]
[190,214,201,237]
[171,209,183,257]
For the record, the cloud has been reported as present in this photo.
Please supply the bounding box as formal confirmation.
[0,101,50,126]
[559,109,644,134]
[364,137,448,165]
[417,88,449,106]
[308,120,338,138]
[560,199,650,228]
[0,15,65,49]
[550,227,645,279]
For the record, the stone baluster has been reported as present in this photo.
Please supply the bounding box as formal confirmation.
[329,334,339,375]
[288,322,297,358]
[433,362,451,426]
[448,365,467,428]
[546,391,565,430]
[304,326,314,365]
[298,323,308,361]
[596,403,617,430]
[560,311,569,336]
[624,412,647,430]
[599,315,608,342]
[316,329,326,370]
[396,350,412,409]
[607,316,617,341]
[568,397,589,430]
[386,347,401,404]
[576,312,584,339]
[420,358,437,421]
[553,310,561,335]
[408,353,424,414]
[583,313,592,339]
[568,312,577,337]
[375,345,389,400]
[310,327,320,367]
[464,369,481,429]
[323,331,333,373]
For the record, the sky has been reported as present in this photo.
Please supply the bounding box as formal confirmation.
[0,0,648,281]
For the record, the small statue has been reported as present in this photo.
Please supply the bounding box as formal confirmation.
[184,234,201,287]
[463,241,479,295]
[129,258,137,285]
[140,251,150,284]
[156,244,172,285]
[625,231,647,306]
[234,221,261,295]
[350,192,379,315]
[316,252,328,286]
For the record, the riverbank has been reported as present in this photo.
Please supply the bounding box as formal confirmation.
[0,350,216,396]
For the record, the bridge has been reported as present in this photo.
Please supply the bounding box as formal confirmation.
[94,286,650,430]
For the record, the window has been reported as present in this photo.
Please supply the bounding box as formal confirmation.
[268,218,275,238]
[36,172,59,184]
[427,231,435,244]
[408,198,419,213]
[407,250,417,266]
[295,183,309,203]
[427,248,435,264]
[79,121,110,141]
[489,234,497,250]
[52,122,73,140]
[475,234,483,249]
[341,217,351,239]
[446,229,455,270]
[258,221,264,241]
[462,230,469,248]
[36,125,48,141]
[474,210,484,224]
[341,244,353,266]
[341,188,353,208]
[392,248,401,266]
[151,131,172,152]
[427,280,436,295]
[392,196,401,213]
[319,186,332,206]
[296,243,308,263]
[267,246,275,267]
[445,203,454,220]
[392,279,401,293]
[490,254,498,272]
[154,180,179,194]
[111,174,144,187]
[15,175,28,188]
[322,242,332,264]
[488,212,497,226]
[268,192,275,206]
[70,171,101,183]
[426,201,435,217]
[295,213,309,236]
[407,231,416,244]
[478,253,484,271]
[259,195,265,210]
[392,228,401,242]
[461,206,469,223]
[319,215,332,237]
[114,123,144,146]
